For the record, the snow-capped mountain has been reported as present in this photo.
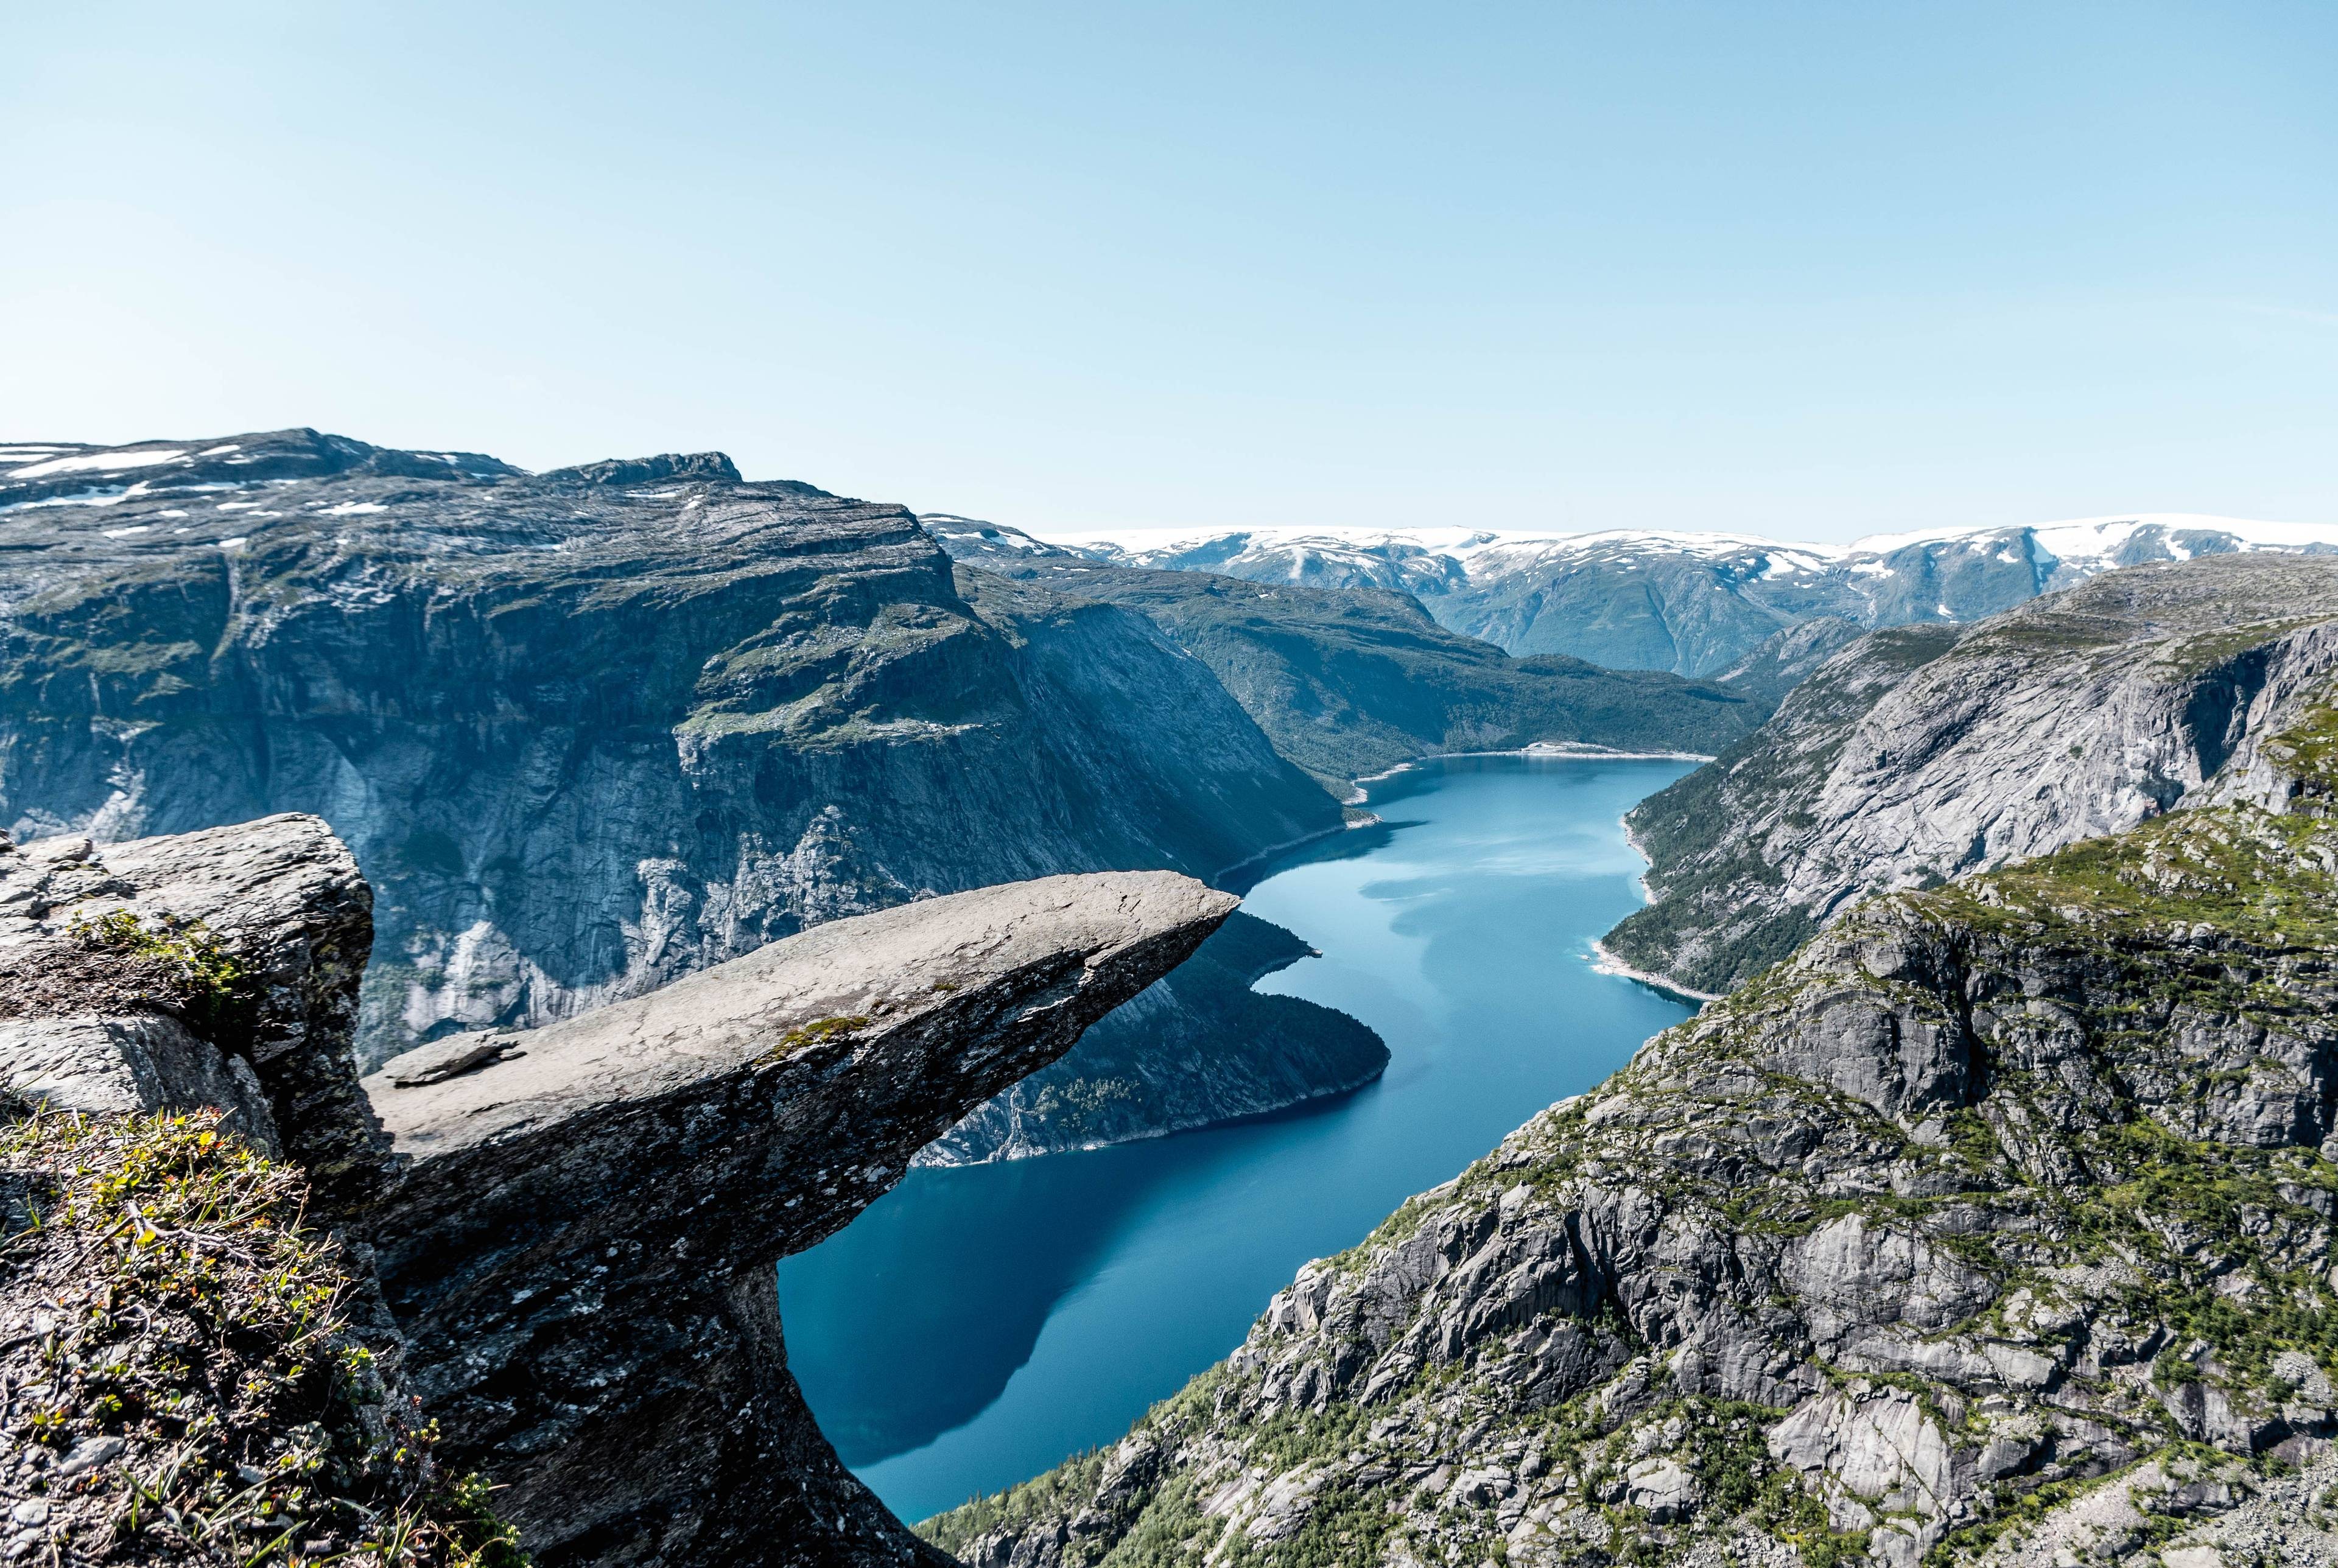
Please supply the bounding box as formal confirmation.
[947,513,2338,677]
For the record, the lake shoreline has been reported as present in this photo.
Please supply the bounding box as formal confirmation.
[782,755,1704,1521]
[1587,937,1721,1005]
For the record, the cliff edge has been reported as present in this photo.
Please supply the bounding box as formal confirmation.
[0,813,1234,1566]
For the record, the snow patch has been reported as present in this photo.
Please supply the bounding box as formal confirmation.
[7,448,186,479]
[1862,513,2338,559]
[0,481,153,513]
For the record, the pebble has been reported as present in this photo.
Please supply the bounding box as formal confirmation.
[55,1434,124,1475]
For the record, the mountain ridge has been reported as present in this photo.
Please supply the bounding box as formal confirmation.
[975,513,2338,677]
[930,519,1768,790]
[1605,554,2338,996]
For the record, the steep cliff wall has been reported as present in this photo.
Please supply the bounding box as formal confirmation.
[936,528,1766,791]
[0,814,511,1564]
[930,695,2338,1568]
[0,429,1373,1159]
[1606,555,2338,995]
[363,871,1237,1568]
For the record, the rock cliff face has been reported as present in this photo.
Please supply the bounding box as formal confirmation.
[0,428,1373,1160]
[1606,555,2338,995]
[933,522,1766,791]
[1708,617,1865,710]
[927,693,2338,1568]
[0,812,382,1206]
[1,811,1234,1567]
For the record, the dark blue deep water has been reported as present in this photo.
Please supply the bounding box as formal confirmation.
[774,755,1698,1523]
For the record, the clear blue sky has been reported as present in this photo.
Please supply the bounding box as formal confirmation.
[4,2,2332,542]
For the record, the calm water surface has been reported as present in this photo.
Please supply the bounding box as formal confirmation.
[774,755,1697,1522]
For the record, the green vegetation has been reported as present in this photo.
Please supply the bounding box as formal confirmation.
[925,682,2338,1568]
[758,1014,871,1063]
[918,1446,1109,1555]
[1023,1076,1142,1136]
[1,1107,527,1566]
[71,909,258,1044]
[2258,695,2338,798]
[2152,616,2326,677]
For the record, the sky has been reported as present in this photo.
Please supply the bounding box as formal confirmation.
[2,2,2333,543]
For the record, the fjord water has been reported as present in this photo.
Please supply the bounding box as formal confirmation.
[774,755,1697,1523]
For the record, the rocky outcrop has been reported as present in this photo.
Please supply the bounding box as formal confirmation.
[925,695,2338,1567]
[0,813,381,1206]
[0,427,1370,1160]
[937,527,1766,791]
[1607,555,2338,995]
[0,810,1237,1566]
[363,871,1237,1567]
[1710,616,1864,708]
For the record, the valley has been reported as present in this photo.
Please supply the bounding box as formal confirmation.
[6,433,2338,1568]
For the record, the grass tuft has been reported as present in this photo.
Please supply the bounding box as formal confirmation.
[0,1107,527,1567]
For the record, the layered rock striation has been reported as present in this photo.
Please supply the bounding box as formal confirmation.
[0,812,381,1205]
[929,693,2338,1567]
[1606,555,2338,995]
[363,871,1237,1567]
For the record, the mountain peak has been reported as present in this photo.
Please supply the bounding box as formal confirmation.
[542,451,743,486]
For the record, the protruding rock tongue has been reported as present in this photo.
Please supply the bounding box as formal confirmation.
[363,870,1237,1568]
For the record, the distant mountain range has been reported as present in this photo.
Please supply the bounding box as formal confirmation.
[944,513,2338,676]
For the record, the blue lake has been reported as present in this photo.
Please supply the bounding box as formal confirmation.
[774,754,1698,1524]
